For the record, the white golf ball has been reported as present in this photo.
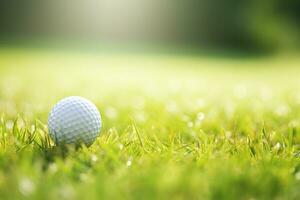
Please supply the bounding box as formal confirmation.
[48,96,102,146]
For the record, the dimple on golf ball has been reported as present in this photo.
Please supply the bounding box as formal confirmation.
[48,96,102,146]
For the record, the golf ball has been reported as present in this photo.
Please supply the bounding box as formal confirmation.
[48,96,102,146]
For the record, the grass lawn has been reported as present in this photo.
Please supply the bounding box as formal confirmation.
[0,48,299,199]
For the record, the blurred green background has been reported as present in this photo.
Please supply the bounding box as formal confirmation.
[0,0,299,54]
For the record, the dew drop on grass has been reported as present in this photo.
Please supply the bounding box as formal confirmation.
[197,112,205,121]
[126,160,132,167]
[91,154,98,163]
[19,177,35,196]
[118,143,124,150]
[274,142,281,151]
[126,158,132,167]
[187,121,193,128]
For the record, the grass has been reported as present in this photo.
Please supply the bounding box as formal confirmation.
[0,47,299,199]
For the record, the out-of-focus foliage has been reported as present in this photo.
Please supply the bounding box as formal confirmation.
[0,0,299,52]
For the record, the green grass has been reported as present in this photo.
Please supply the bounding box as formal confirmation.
[0,48,299,199]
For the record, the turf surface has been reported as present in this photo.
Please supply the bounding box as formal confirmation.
[0,48,299,199]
